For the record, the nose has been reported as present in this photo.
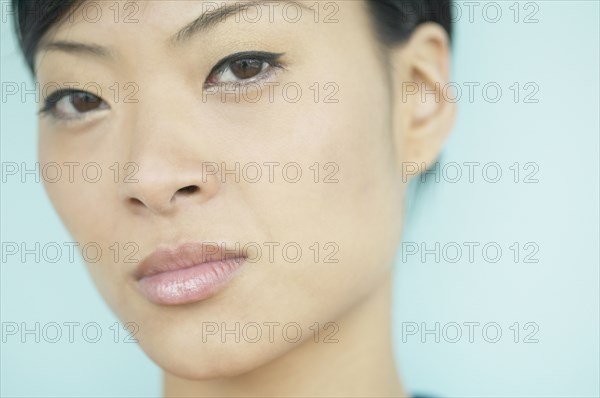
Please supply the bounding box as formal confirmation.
[120,161,219,214]
[116,78,223,215]
[118,130,221,215]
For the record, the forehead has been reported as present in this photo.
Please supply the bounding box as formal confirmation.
[45,0,367,39]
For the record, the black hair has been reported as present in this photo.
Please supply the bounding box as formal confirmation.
[366,1,452,45]
[12,0,452,73]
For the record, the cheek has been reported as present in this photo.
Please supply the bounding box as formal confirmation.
[38,130,132,313]
[249,49,402,256]
[38,139,116,242]
[38,132,89,235]
[236,67,404,318]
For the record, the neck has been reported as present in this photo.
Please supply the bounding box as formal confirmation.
[164,278,406,397]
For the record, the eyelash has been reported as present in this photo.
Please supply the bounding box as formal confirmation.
[39,51,286,121]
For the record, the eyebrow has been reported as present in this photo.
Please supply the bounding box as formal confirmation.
[173,0,280,45]
[38,1,311,58]
[38,40,112,58]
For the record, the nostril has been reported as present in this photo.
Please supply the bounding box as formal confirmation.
[128,197,144,206]
[177,185,199,195]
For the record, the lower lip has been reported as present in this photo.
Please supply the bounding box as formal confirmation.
[136,258,245,305]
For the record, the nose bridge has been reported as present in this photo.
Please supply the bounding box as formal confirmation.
[118,90,219,214]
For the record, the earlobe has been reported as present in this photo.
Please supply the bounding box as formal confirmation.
[389,22,456,178]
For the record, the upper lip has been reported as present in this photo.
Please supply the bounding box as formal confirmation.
[134,242,246,280]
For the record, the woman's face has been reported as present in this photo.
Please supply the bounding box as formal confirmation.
[35,0,450,379]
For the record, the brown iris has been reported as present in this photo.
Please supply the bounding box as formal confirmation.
[229,59,264,79]
[71,92,102,112]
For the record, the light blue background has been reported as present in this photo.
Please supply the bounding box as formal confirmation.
[1,1,599,397]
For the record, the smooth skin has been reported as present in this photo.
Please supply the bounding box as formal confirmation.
[35,1,454,396]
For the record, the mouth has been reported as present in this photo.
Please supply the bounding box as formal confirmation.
[134,242,246,306]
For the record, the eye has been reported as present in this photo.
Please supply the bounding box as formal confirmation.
[40,89,109,121]
[205,51,285,87]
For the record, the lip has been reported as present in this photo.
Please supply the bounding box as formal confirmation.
[134,242,246,306]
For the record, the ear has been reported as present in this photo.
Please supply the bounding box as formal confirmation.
[389,22,456,180]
